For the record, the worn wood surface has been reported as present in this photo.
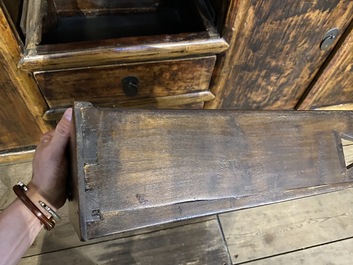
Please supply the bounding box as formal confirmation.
[0,67,40,152]
[0,50,42,152]
[35,56,216,108]
[70,102,353,240]
[298,20,353,110]
[43,96,208,121]
[20,32,228,71]
[206,0,353,110]
[0,6,52,134]
[244,238,353,265]
[20,218,231,265]
[220,187,353,264]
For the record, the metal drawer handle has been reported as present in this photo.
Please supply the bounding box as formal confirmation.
[122,76,139,97]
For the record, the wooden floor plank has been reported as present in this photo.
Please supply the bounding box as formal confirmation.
[22,202,214,257]
[219,188,353,264]
[20,219,232,265]
[0,161,32,210]
[245,238,353,265]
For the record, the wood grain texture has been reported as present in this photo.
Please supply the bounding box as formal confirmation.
[220,188,353,264]
[70,102,353,240]
[20,33,228,71]
[298,20,353,110]
[0,6,52,133]
[0,51,42,152]
[35,56,216,108]
[206,0,353,110]
[20,219,232,265]
[244,238,353,265]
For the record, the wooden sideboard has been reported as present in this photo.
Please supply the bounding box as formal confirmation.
[1,0,353,156]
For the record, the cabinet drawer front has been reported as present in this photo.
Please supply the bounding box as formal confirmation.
[35,56,216,108]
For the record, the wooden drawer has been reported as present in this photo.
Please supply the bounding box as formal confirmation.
[35,56,216,109]
[20,0,228,71]
[70,102,353,240]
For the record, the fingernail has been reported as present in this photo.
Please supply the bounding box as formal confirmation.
[64,108,72,121]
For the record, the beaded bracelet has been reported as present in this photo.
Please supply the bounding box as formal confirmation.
[13,183,55,231]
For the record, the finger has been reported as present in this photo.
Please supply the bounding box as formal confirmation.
[49,108,72,157]
[40,131,54,144]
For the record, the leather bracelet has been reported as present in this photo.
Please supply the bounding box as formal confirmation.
[13,184,55,231]
[39,200,61,222]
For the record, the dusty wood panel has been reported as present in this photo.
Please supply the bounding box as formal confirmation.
[70,102,353,240]
[220,187,353,264]
[244,237,353,265]
[298,21,353,110]
[206,0,353,110]
[35,56,216,108]
[0,7,52,133]
[20,219,231,265]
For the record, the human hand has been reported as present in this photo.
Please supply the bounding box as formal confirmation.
[29,108,72,210]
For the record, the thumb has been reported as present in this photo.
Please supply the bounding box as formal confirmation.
[50,108,72,157]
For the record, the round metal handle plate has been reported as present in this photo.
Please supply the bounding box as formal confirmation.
[320,28,339,50]
[122,76,139,97]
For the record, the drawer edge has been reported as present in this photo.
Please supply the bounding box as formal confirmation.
[42,91,215,121]
[19,37,229,72]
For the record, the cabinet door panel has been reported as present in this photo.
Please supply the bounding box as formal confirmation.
[298,22,353,110]
[207,0,353,110]
[0,53,42,152]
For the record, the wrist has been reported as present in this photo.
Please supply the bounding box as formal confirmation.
[13,182,57,230]
[27,182,58,212]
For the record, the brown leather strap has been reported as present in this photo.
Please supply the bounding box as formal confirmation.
[13,185,55,231]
